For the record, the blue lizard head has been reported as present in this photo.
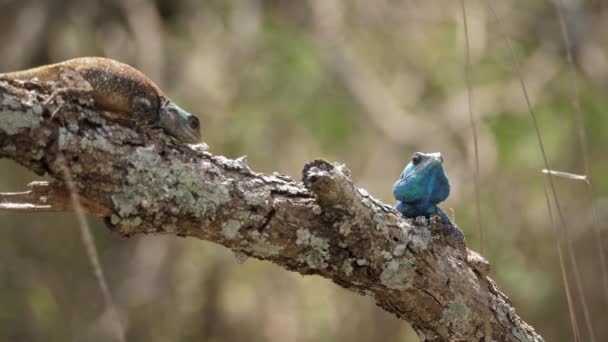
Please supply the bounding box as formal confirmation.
[393,152,450,209]
[158,100,201,143]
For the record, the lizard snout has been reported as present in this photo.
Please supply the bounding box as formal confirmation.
[159,100,201,143]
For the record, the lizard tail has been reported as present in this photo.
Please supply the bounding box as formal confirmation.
[0,64,62,82]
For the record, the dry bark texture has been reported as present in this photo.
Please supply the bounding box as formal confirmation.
[0,78,543,341]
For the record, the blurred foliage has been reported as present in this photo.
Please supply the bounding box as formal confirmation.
[1,0,607,341]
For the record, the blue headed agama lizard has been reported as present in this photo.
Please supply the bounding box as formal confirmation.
[0,57,201,143]
[393,152,490,275]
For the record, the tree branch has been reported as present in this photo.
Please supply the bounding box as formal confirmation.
[0,79,543,341]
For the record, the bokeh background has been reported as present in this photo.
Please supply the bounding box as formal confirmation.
[0,0,607,341]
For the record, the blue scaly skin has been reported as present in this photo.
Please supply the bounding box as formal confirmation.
[393,152,467,254]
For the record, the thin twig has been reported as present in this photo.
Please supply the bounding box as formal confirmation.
[541,169,588,183]
[0,181,112,216]
[57,154,126,342]
[484,1,595,340]
[459,0,484,255]
[543,175,580,341]
[460,3,490,339]
[553,0,608,308]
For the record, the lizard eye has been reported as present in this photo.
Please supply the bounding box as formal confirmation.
[133,96,154,114]
[188,116,200,130]
[411,153,421,165]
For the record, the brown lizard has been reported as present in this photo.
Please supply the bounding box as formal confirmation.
[0,57,201,143]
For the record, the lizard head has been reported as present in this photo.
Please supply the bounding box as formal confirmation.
[158,100,201,143]
[392,152,450,207]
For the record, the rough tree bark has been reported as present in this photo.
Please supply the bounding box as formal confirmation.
[0,78,543,341]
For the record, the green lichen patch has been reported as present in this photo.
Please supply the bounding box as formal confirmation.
[240,184,269,207]
[441,295,470,334]
[248,241,284,257]
[57,128,69,147]
[296,228,330,269]
[342,259,354,276]
[338,221,351,236]
[234,225,284,259]
[0,107,42,135]
[494,300,539,342]
[356,259,367,266]
[296,228,312,245]
[78,134,115,153]
[111,146,231,224]
[373,212,389,236]
[222,220,241,240]
[122,216,144,227]
[110,214,122,225]
[409,225,433,251]
[1,94,19,108]
[380,258,415,290]
[393,244,407,257]
[311,205,322,215]
[381,251,393,260]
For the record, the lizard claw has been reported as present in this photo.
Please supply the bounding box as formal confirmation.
[48,103,65,121]
[44,86,93,124]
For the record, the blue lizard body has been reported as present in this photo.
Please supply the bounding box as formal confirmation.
[393,152,466,252]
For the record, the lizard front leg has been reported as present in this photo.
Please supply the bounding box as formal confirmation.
[435,207,467,255]
[436,207,491,276]
[44,66,95,120]
[395,201,467,254]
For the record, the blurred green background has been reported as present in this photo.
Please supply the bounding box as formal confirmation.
[0,0,607,341]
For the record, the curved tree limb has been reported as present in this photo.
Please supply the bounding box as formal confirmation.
[0,79,543,341]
